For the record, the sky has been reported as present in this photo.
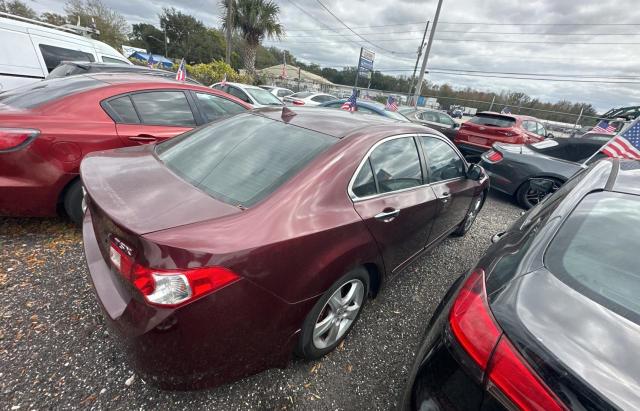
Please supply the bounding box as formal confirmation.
[24,0,640,112]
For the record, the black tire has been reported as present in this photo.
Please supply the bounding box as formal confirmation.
[63,179,84,225]
[452,191,484,237]
[296,267,369,360]
[516,178,562,209]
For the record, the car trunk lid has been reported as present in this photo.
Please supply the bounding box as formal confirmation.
[460,113,520,147]
[81,144,242,236]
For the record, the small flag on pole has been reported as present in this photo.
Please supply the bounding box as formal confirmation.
[175,58,186,81]
[600,118,640,159]
[221,73,227,87]
[590,120,616,134]
[341,89,357,112]
[385,95,398,111]
[147,53,157,68]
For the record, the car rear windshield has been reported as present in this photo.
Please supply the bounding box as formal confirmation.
[469,114,516,128]
[245,87,283,105]
[290,91,313,99]
[0,76,104,109]
[155,114,335,207]
[545,191,640,324]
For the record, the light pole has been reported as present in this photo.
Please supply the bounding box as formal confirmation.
[148,33,168,58]
[413,0,444,107]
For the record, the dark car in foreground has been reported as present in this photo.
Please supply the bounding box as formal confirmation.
[81,107,488,389]
[402,108,460,140]
[0,74,250,223]
[455,112,551,155]
[320,99,410,122]
[46,61,202,85]
[479,137,605,208]
[401,158,640,410]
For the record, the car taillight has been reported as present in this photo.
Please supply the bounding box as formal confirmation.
[485,150,503,163]
[449,269,567,411]
[0,128,39,151]
[292,100,305,105]
[109,239,239,307]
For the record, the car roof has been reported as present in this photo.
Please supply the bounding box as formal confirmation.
[219,81,262,90]
[252,106,424,138]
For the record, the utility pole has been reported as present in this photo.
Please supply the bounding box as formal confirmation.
[225,0,233,64]
[413,0,444,107]
[354,47,363,89]
[488,95,496,111]
[408,21,430,95]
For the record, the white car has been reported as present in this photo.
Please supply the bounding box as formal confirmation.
[283,91,337,107]
[259,85,294,101]
[0,13,131,92]
[211,81,284,108]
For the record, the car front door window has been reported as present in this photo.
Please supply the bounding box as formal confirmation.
[227,87,252,104]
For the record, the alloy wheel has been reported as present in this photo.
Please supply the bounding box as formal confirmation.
[525,179,561,206]
[312,279,365,350]
[463,195,483,232]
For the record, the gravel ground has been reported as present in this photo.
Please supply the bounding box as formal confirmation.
[0,191,521,410]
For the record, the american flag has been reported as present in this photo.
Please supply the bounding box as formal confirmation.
[600,119,640,159]
[147,53,157,68]
[341,89,357,112]
[591,120,616,134]
[175,58,186,81]
[281,53,288,79]
[385,95,398,111]
[220,73,227,87]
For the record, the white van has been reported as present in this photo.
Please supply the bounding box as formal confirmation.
[0,14,131,92]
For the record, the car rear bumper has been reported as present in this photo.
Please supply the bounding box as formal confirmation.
[82,210,310,389]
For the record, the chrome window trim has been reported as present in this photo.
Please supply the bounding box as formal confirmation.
[348,133,469,202]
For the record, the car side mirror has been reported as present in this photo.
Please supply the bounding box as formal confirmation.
[467,163,483,181]
[452,123,459,129]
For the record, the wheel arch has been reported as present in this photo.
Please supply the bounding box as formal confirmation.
[56,175,81,217]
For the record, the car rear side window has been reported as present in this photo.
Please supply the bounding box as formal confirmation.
[545,192,640,323]
[130,91,195,126]
[39,44,95,72]
[470,114,516,128]
[420,137,466,182]
[352,159,377,198]
[156,114,335,207]
[368,137,423,194]
[106,96,140,123]
[0,76,103,109]
[195,93,247,122]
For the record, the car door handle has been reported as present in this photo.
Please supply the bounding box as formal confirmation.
[374,209,400,222]
[129,135,157,142]
[440,192,451,203]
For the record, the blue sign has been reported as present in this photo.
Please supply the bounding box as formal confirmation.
[358,58,374,71]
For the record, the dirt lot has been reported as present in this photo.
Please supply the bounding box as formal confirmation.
[0,191,521,410]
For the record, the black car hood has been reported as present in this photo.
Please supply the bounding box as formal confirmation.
[494,268,640,409]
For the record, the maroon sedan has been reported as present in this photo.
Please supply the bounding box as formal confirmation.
[0,74,250,223]
[81,107,489,389]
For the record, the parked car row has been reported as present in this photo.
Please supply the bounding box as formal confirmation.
[3,56,634,409]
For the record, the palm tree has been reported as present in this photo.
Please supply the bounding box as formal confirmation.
[222,0,284,76]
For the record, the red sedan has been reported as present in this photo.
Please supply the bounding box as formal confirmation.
[81,107,489,389]
[0,74,251,223]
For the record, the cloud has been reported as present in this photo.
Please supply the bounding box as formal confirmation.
[25,0,640,111]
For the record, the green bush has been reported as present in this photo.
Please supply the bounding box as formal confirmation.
[184,61,252,86]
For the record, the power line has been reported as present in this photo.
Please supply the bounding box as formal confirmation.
[275,37,640,45]
[285,29,640,38]
[313,0,405,55]
[427,70,640,84]
[286,22,426,31]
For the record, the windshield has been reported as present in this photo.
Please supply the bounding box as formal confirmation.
[246,88,283,105]
[156,114,335,207]
[385,109,410,122]
[469,114,516,128]
[545,191,640,323]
